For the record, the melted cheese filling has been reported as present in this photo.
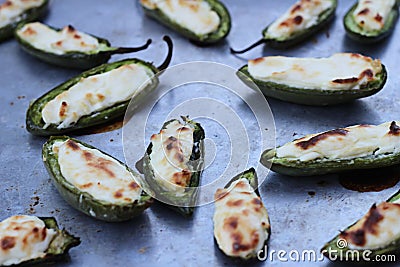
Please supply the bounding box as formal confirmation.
[265,0,333,39]
[0,215,56,266]
[353,0,396,31]
[42,63,153,129]
[341,201,400,250]
[248,53,382,90]
[53,140,142,204]
[149,120,194,195]
[16,22,104,55]
[214,178,270,258]
[141,0,220,35]
[0,0,44,28]
[276,121,400,162]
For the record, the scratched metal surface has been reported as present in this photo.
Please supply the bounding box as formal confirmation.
[1,0,400,266]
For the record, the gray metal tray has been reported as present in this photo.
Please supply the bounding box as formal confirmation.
[1,0,399,266]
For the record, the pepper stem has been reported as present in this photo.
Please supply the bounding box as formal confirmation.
[110,39,152,55]
[230,38,267,54]
[157,35,173,72]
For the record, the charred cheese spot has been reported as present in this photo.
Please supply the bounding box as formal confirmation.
[213,178,270,258]
[140,0,220,35]
[41,62,153,129]
[389,121,400,135]
[0,215,56,266]
[265,0,333,39]
[296,129,348,149]
[0,0,45,28]
[58,101,68,118]
[340,202,400,250]
[277,121,400,162]
[52,140,142,204]
[248,53,382,90]
[353,0,395,31]
[148,120,195,194]
[1,236,16,250]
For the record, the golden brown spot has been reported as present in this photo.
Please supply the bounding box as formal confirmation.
[66,140,80,151]
[1,236,16,250]
[361,69,373,79]
[32,227,39,233]
[293,15,303,25]
[59,101,68,117]
[83,151,93,160]
[114,189,123,198]
[291,4,302,14]
[87,158,115,178]
[358,8,369,15]
[389,121,400,135]
[215,189,228,200]
[250,57,265,64]
[175,152,185,163]
[375,14,383,22]
[223,216,238,230]
[129,181,139,190]
[231,230,260,253]
[172,170,191,186]
[227,199,244,207]
[73,34,81,39]
[242,209,250,216]
[252,198,262,205]
[81,182,93,189]
[235,181,248,189]
[296,129,348,150]
[55,40,63,47]
[97,94,105,101]
[350,53,361,58]
[23,27,37,36]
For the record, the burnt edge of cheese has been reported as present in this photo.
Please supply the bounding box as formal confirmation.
[295,129,348,150]
[339,203,384,246]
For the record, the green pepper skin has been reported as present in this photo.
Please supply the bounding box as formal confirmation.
[141,0,231,44]
[0,0,49,42]
[42,136,153,222]
[216,168,271,260]
[26,59,159,136]
[143,117,205,217]
[321,189,400,262]
[237,64,387,106]
[344,0,399,43]
[14,23,151,69]
[230,0,336,54]
[11,217,80,267]
[260,140,400,177]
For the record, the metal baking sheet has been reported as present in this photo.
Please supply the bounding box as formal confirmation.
[1,0,400,266]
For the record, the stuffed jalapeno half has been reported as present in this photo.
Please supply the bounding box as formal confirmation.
[15,22,152,69]
[322,189,400,262]
[213,168,271,260]
[140,0,231,44]
[142,117,205,216]
[0,0,48,42]
[42,136,153,222]
[26,36,173,136]
[261,121,400,176]
[344,0,399,43]
[230,0,337,54]
[0,215,80,266]
[237,53,386,106]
